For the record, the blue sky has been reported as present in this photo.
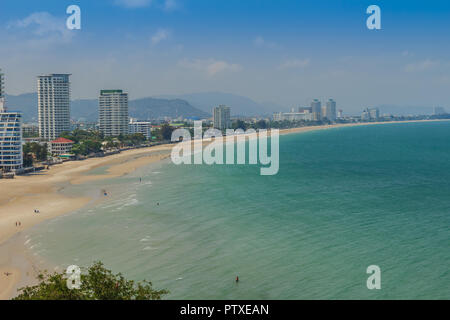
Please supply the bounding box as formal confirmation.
[1,0,450,112]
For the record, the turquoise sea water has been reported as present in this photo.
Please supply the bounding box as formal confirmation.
[25,122,450,299]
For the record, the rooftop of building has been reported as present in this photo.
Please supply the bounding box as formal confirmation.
[50,137,74,144]
[38,74,72,78]
[100,89,125,95]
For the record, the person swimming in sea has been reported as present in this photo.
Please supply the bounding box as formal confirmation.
[236,276,239,283]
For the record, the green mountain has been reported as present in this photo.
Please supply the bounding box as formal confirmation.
[129,97,209,120]
[5,93,210,122]
[157,92,283,116]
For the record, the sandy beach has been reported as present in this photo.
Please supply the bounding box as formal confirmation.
[0,119,447,299]
[0,144,173,299]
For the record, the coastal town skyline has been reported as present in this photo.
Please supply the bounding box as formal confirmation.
[1,67,448,119]
[2,0,450,112]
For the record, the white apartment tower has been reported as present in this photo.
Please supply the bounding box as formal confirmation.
[0,69,23,172]
[0,69,5,112]
[99,90,129,137]
[38,74,71,140]
[213,105,231,130]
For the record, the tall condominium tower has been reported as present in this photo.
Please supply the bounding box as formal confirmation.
[0,69,5,112]
[325,99,337,121]
[99,90,129,137]
[37,74,71,140]
[310,99,322,121]
[0,69,23,172]
[213,105,231,130]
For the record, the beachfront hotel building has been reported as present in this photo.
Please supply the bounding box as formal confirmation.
[37,74,71,141]
[99,90,129,137]
[129,118,152,139]
[213,105,231,130]
[273,107,314,122]
[0,69,5,112]
[49,137,74,156]
[311,99,322,121]
[0,70,23,172]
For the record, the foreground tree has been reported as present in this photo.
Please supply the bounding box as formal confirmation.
[13,261,168,300]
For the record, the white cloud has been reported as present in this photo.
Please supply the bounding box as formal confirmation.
[114,0,152,8]
[152,28,170,44]
[114,0,179,10]
[178,58,242,76]
[405,59,439,72]
[163,0,179,11]
[8,12,73,43]
[279,59,311,69]
[253,36,278,49]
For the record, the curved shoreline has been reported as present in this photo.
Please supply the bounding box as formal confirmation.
[0,144,173,299]
[0,119,448,299]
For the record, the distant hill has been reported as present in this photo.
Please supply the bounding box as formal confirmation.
[5,93,38,122]
[129,97,209,120]
[5,93,209,122]
[71,99,99,121]
[157,92,284,116]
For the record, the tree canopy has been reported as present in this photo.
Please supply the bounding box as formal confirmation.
[13,261,168,300]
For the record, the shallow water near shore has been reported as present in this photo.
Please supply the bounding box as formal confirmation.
[25,122,450,299]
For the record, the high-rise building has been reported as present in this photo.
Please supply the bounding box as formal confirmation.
[0,70,23,172]
[369,107,380,120]
[310,99,322,121]
[324,99,337,121]
[213,105,231,130]
[0,112,23,172]
[337,109,343,119]
[38,74,71,140]
[99,90,129,137]
[0,69,5,112]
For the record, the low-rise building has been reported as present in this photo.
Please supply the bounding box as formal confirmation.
[49,137,74,156]
[273,106,314,122]
[129,118,152,139]
[23,123,39,137]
